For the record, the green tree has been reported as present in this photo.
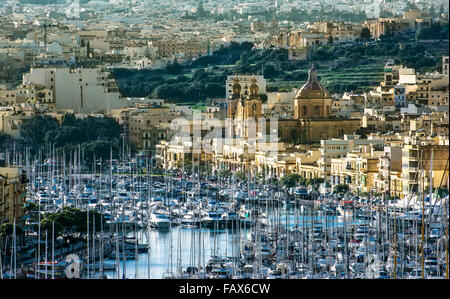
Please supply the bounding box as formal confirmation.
[328,36,334,45]
[280,173,301,188]
[334,184,349,194]
[360,27,371,40]
[0,223,14,237]
[235,171,247,181]
[435,187,448,198]
[0,223,23,243]
[166,60,183,75]
[52,126,83,147]
[218,169,232,178]
[81,140,120,162]
[305,177,324,186]
[39,218,64,238]
[314,178,325,185]
[38,207,105,238]
[61,113,79,127]
[263,64,278,79]
[416,23,449,40]
[0,131,10,146]
[21,115,59,148]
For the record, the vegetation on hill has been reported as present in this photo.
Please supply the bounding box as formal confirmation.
[416,22,449,40]
[113,25,448,103]
[20,113,124,160]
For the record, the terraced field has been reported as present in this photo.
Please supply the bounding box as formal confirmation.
[267,58,386,93]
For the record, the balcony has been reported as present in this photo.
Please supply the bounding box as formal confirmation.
[408,155,419,161]
[407,167,418,173]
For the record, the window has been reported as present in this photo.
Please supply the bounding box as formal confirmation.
[303,106,307,116]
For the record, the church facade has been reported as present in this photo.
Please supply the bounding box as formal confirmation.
[226,65,361,144]
[227,75,263,139]
[286,65,360,144]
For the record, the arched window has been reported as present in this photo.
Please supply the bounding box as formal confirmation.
[302,106,307,116]
[314,106,320,117]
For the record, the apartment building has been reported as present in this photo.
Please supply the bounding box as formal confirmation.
[374,146,403,197]
[288,31,328,48]
[415,73,449,106]
[319,135,385,180]
[0,87,16,106]
[394,85,407,108]
[15,84,54,106]
[443,56,449,77]
[128,107,177,151]
[0,167,26,227]
[364,9,431,39]
[401,143,449,196]
[153,40,208,58]
[329,150,382,193]
[22,67,128,114]
[250,21,267,33]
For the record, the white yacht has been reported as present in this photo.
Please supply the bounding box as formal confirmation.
[148,212,171,229]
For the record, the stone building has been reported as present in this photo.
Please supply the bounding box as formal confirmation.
[225,75,266,99]
[293,65,332,120]
[0,167,26,227]
[288,65,360,144]
[401,143,449,196]
[227,75,263,139]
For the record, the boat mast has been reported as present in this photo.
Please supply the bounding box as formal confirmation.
[445,194,449,279]
[93,213,96,278]
[421,150,425,279]
[37,149,41,279]
[0,235,2,279]
[393,204,397,279]
[100,215,104,278]
[87,199,90,279]
[45,229,48,279]
[52,221,54,279]
[13,219,16,279]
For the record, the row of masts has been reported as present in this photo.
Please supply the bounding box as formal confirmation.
[1,141,449,279]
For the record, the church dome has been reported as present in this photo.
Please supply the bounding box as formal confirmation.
[295,64,330,99]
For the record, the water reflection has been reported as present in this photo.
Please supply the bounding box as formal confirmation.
[104,211,368,278]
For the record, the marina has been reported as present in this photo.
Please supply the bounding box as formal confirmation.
[0,150,448,279]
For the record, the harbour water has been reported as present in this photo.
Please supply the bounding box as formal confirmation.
[104,212,368,279]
